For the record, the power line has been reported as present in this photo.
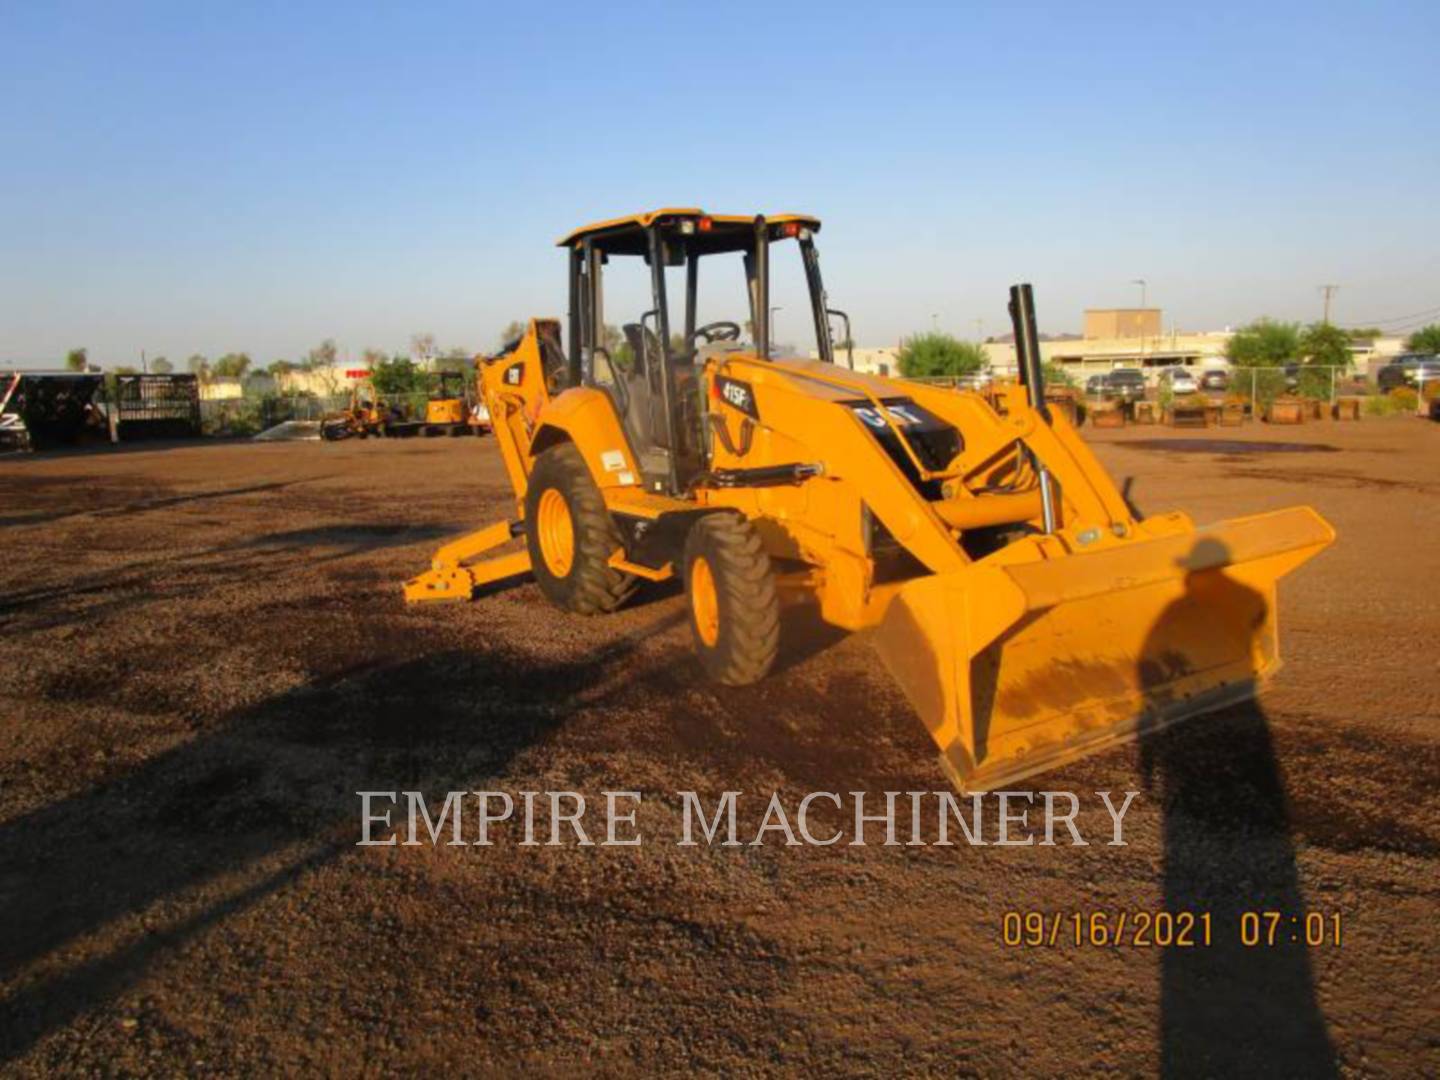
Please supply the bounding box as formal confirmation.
[1344,302,1440,328]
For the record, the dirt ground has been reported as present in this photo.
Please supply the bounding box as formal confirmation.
[1,415,1436,1075]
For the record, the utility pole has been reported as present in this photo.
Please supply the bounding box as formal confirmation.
[1319,284,1339,324]
[974,317,984,341]
[1131,279,1148,309]
[931,313,939,332]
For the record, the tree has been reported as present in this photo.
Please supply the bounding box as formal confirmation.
[1043,360,1076,388]
[65,348,88,372]
[1225,318,1299,367]
[361,347,389,369]
[213,352,251,378]
[112,365,139,375]
[304,340,341,394]
[268,359,296,377]
[498,321,526,348]
[896,332,987,378]
[149,357,173,374]
[1298,322,1352,369]
[1346,327,1383,341]
[1406,324,1440,355]
[370,356,428,395]
[409,332,437,362]
[433,353,470,375]
[186,354,211,382]
[304,339,339,369]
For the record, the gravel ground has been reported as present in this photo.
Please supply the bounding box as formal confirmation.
[1,416,1436,1075]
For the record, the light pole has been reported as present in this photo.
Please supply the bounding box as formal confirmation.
[769,306,782,344]
[931,313,939,332]
[1131,279,1148,309]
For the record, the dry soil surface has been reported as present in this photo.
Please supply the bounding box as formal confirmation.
[1,417,1436,1075]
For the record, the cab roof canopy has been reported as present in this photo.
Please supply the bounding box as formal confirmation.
[559,207,821,257]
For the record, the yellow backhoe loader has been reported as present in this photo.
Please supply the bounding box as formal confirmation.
[405,209,1334,792]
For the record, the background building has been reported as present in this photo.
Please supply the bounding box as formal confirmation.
[829,308,1413,383]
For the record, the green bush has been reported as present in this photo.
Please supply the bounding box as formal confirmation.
[1226,318,1299,366]
[1405,324,1440,355]
[897,333,987,378]
[1042,360,1075,388]
[1296,366,1334,401]
[1363,394,1401,417]
[1252,368,1289,408]
[1298,322,1352,369]
[1361,388,1419,417]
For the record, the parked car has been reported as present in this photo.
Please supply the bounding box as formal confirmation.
[1199,368,1230,391]
[1377,353,1440,393]
[1085,373,1107,396]
[1102,368,1147,402]
[1157,368,1199,395]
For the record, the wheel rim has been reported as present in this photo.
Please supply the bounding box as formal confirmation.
[537,488,574,577]
[690,556,720,647]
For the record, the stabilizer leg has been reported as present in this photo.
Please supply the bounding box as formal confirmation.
[403,520,531,603]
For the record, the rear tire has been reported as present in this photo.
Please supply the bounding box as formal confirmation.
[525,443,635,615]
[683,514,779,685]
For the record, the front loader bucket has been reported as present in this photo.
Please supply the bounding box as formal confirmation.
[872,507,1334,792]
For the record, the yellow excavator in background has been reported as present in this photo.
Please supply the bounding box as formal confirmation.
[405,209,1334,792]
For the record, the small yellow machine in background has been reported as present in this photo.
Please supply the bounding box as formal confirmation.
[422,370,478,437]
[406,209,1333,792]
[320,375,394,441]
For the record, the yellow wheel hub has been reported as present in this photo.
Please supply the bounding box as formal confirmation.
[690,556,720,647]
[536,488,575,577]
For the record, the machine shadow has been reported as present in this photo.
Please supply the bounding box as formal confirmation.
[771,602,849,676]
[0,629,659,1063]
[1137,545,1336,1078]
[0,479,312,529]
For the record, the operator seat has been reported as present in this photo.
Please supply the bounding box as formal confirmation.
[621,323,667,450]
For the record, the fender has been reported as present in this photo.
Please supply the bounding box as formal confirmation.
[531,386,642,493]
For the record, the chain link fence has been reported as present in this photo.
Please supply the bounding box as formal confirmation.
[198,391,436,436]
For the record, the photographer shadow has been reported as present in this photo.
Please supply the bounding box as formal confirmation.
[1137,540,1336,1077]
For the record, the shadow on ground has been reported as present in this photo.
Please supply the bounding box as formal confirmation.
[0,626,662,1062]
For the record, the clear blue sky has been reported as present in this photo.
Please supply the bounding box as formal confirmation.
[2,1,1436,368]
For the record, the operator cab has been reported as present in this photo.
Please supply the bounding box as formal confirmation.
[559,208,853,494]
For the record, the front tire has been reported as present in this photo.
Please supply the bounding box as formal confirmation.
[683,514,779,685]
[524,443,635,615]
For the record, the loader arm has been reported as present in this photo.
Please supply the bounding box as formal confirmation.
[698,351,1333,792]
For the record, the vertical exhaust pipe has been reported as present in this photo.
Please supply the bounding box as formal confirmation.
[1008,283,1056,533]
[1009,283,1049,421]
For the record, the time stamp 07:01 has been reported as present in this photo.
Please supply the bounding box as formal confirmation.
[1002,910,1344,948]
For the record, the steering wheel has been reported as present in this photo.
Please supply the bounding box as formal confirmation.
[692,320,742,344]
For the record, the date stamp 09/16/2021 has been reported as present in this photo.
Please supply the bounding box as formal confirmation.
[1001,910,1344,949]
